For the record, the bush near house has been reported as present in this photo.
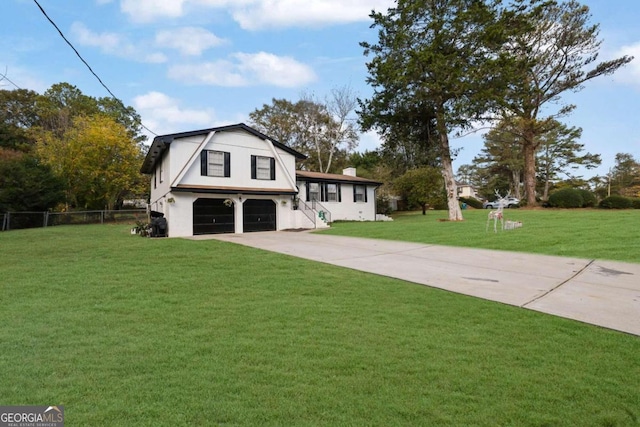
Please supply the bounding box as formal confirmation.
[630,198,640,209]
[600,195,633,209]
[547,188,584,208]
[459,197,483,209]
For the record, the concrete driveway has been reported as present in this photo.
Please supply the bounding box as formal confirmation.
[197,231,640,336]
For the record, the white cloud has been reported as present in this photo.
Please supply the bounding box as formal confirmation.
[233,52,316,86]
[611,42,640,88]
[168,61,247,87]
[120,0,186,23]
[70,22,167,64]
[231,0,393,30]
[168,52,316,87]
[118,0,394,29]
[71,22,121,51]
[133,91,216,137]
[155,27,226,56]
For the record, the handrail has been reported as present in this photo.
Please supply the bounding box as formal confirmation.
[297,200,316,225]
[312,200,332,224]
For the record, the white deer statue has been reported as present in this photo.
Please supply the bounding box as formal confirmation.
[486,190,509,232]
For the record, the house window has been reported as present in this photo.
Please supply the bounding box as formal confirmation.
[159,159,164,183]
[201,150,230,177]
[327,183,338,202]
[354,185,367,202]
[309,183,319,201]
[251,155,275,180]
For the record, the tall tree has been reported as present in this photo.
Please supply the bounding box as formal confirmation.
[0,149,64,212]
[249,87,359,173]
[610,153,640,197]
[36,114,145,210]
[536,121,600,201]
[38,82,100,137]
[475,120,525,199]
[0,89,40,151]
[360,0,510,221]
[501,0,633,205]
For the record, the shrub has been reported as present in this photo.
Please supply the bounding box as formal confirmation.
[459,197,483,209]
[631,198,640,209]
[599,195,633,209]
[547,188,584,208]
[376,194,392,215]
[576,189,597,207]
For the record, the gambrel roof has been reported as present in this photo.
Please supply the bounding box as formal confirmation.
[140,123,306,174]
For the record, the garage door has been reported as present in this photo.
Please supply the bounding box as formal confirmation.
[193,198,235,235]
[243,199,276,232]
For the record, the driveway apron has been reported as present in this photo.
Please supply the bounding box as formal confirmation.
[196,231,640,336]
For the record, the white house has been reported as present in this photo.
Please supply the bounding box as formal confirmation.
[457,182,480,200]
[140,123,381,237]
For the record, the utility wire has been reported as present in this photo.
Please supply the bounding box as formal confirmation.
[0,68,22,89]
[32,0,158,137]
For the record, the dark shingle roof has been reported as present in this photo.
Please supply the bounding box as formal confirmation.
[296,170,382,185]
[140,123,306,174]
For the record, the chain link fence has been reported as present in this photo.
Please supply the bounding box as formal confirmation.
[1,210,148,232]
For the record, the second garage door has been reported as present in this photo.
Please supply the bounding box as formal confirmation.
[243,199,276,232]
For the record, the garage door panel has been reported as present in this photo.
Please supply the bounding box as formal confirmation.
[243,199,276,232]
[193,198,235,235]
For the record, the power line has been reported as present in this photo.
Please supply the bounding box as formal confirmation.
[0,68,22,90]
[32,0,158,137]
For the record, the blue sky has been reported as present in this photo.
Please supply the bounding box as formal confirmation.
[2,0,639,179]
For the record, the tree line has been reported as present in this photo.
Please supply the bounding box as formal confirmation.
[2,0,636,219]
[0,82,147,212]
[358,0,632,219]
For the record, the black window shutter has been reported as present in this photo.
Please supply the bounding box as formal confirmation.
[353,185,357,202]
[270,157,276,180]
[224,152,231,177]
[364,185,368,203]
[337,183,341,202]
[251,155,257,179]
[201,150,208,176]
[306,182,310,202]
[321,183,326,202]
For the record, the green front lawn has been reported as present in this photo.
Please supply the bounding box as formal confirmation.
[322,209,640,263]
[0,224,638,426]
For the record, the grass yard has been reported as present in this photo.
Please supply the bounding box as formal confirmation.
[323,209,640,263]
[1,224,639,426]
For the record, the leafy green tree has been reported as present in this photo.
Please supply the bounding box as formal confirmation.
[0,149,64,211]
[97,97,146,144]
[0,89,40,151]
[36,114,145,210]
[360,0,511,221]
[38,83,100,137]
[536,121,600,201]
[501,0,633,205]
[393,167,445,214]
[249,87,359,173]
[610,153,640,197]
[474,120,525,199]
